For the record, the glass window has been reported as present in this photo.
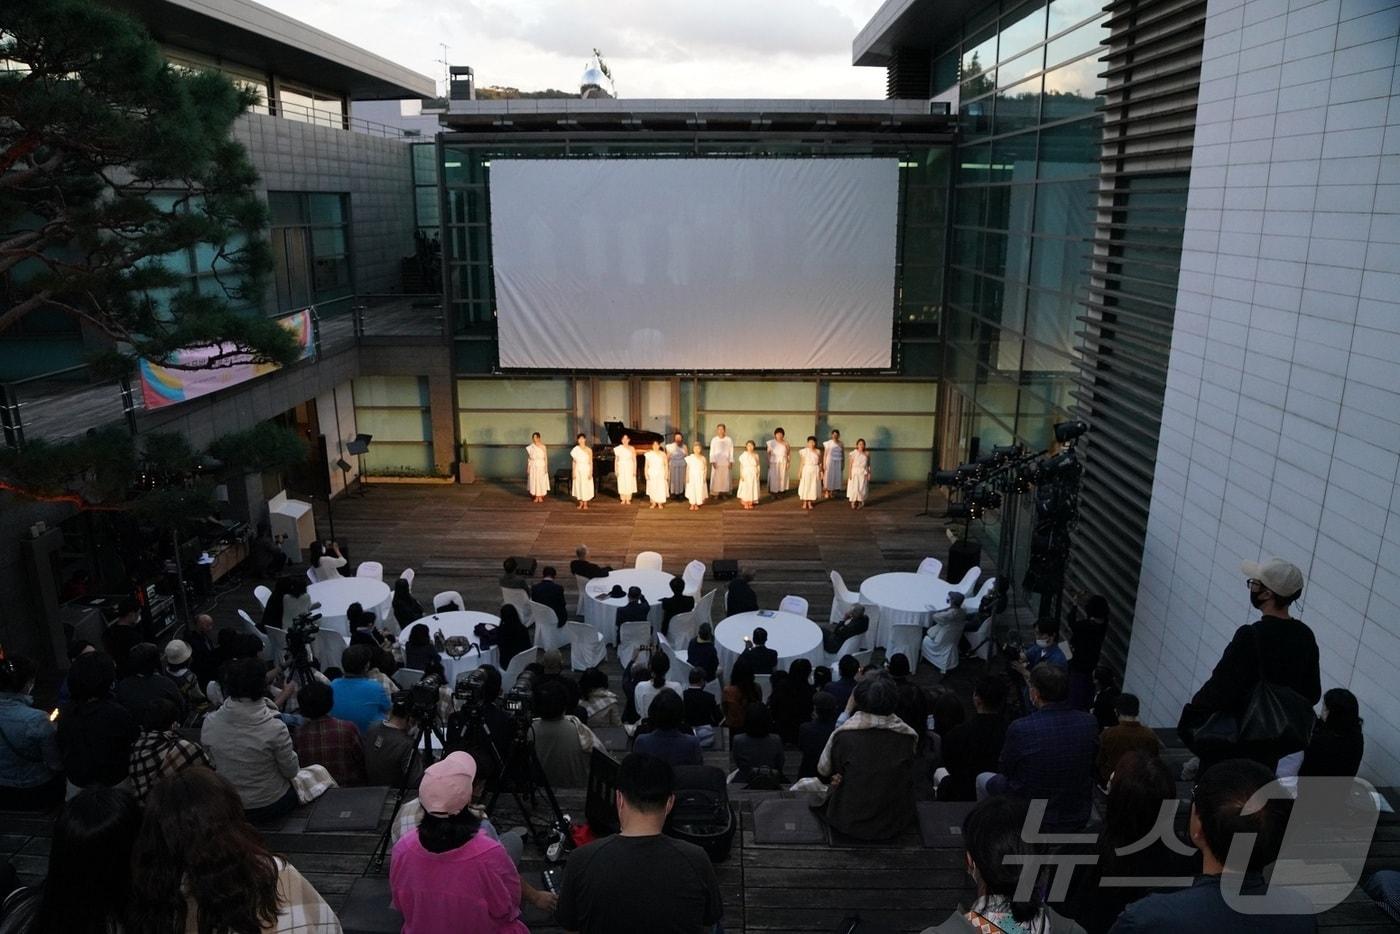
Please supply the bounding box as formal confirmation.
[1046,18,1104,68]
[267,192,305,225]
[998,1,1048,62]
[994,76,1042,136]
[1033,182,1093,240]
[958,143,993,185]
[962,30,998,98]
[1038,119,1099,177]
[998,47,1045,88]
[1042,58,1103,120]
[933,48,960,95]
[308,194,345,225]
[412,144,438,185]
[415,187,440,228]
[992,132,1040,182]
[1048,0,1102,36]
[311,227,346,256]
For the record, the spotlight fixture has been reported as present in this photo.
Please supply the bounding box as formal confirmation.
[1053,419,1088,444]
[946,502,974,519]
[932,469,960,486]
[992,443,1022,461]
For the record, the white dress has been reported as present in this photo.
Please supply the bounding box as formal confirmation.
[766,439,790,492]
[526,442,550,497]
[684,453,709,506]
[737,450,761,502]
[644,449,669,504]
[822,439,845,492]
[709,435,734,494]
[614,444,637,499]
[666,442,687,495]
[570,445,594,502]
[847,449,870,503]
[797,447,822,501]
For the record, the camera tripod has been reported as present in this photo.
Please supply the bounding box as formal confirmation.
[371,709,449,869]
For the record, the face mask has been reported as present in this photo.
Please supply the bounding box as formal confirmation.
[1249,590,1266,610]
[1036,638,1053,649]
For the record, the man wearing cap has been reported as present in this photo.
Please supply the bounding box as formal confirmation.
[1183,557,1320,771]
[390,751,530,933]
[162,639,208,724]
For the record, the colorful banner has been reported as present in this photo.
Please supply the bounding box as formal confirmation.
[139,309,315,410]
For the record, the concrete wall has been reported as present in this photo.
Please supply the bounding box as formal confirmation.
[315,380,360,496]
[1128,0,1400,783]
[231,113,417,300]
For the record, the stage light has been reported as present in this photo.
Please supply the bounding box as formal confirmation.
[956,462,982,482]
[946,502,973,519]
[932,469,960,486]
[1054,420,1088,444]
[993,443,1022,461]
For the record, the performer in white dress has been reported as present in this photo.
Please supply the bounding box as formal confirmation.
[684,442,709,511]
[666,432,688,499]
[765,428,791,496]
[708,424,734,497]
[737,441,761,510]
[644,439,669,509]
[570,434,594,510]
[614,434,638,505]
[847,438,871,509]
[797,435,822,510]
[525,432,549,503]
[822,429,845,500]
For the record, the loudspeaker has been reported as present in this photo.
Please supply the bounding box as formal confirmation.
[946,539,982,586]
[456,461,477,484]
[510,557,538,577]
[712,559,739,581]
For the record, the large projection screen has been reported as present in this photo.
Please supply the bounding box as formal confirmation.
[490,158,899,370]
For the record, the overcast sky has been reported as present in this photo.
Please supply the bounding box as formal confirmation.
[275,0,890,99]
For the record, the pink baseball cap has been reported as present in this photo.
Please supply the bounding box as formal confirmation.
[418,751,478,817]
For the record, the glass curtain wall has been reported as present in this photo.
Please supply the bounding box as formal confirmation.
[352,376,435,475]
[267,192,353,312]
[940,0,1107,458]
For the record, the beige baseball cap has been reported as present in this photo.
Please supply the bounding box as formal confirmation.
[1241,557,1304,598]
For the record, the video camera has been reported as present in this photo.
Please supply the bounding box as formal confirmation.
[392,672,445,724]
[503,669,535,726]
[286,610,321,646]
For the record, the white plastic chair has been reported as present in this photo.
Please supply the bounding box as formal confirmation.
[829,570,860,623]
[921,617,963,674]
[667,611,698,652]
[501,587,530,620]
[356,561,384,582]
[681,560,706,597]
[617,621,652,671]
[969,614,995,661]
[634,551,663,572]
[500,648,541,693]
[312,629,347,671]
[433,591,465,612]
[235,609,264,641]
[531,601,569,651]
[306,567,318,586]
[399,567,416,588]
[253,585,272,609]
[851,649,875,669]
[963,576,997,615]
[778,595,809,618]
[887,623,924,673]
[952,565,982,596]
[829,633,865,667]
[392,668,424,690]
[693,589,716,629]
[565,621,607,671]
[263,626,286,665]
[753,673,772,703]
[917,556,943,578]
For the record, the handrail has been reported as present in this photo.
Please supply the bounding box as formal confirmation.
[267,99,430,141]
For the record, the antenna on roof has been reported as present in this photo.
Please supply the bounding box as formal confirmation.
[436,43,451,98]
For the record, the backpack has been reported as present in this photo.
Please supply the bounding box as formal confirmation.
[665,764,735,862]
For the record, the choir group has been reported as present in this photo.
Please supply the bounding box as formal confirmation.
[525,426,873,512]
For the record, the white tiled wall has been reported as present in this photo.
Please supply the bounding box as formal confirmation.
[1127,0,1400,783]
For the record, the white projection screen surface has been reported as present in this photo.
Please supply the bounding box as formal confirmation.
[490,158,899,370]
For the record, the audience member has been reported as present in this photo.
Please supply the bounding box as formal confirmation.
[1180,558,1320,772]
[1108,759,1313,932]
[615,587,652,643]
[0,786,141,933]
[768,658,815,744]
[723,658,762,731]
[532,681,598,789]
[578,668,621,726]
[130,767,340,932]
[922,592,968,672]
[531,566,569,627]
[732,703,785,785]
[279,575,316,631]
[348,604,388,649]
[931,688,967,739]
[0,652,63,810]
[309,539,348,581]
[569,545,611,580]
[812,665,833,693]
[936,676,1008,802]
[57,651,138,792]
[1023,619,1067,670]
[888,654,931,751]
[1068,594,1110,709]
[101,597,143,673]
[659,576,695,637]
[823,605,870,655]
[1096,694,1160,786]
[200,657,300,822]
[1092,666,1122,732]
[1063,751,1197,934]
[635,652,684,721]
[499,557,528,592]
[389,751,528,933]
[535,651,579,711]
[392,577,424,629]
[1299,687,1364,778]
[161,639,207,724]
[798,692,840,778]
[127,698,212,802]
[686,623,719,681]
[404,623,438,671]
[819,674,917,840]
[556,753,723,933]
[635,689,703,766]
[366,696,424,789]
[292,680,367,787]
[725,571,759,615]
[330,644,391,733]
[115,642,186,727]
[918,796,1087,934]
[681,669,722,747]
[822,654,860,709]
[185,613,220,688]
[980,663,1098,833]
[740,626,778,674]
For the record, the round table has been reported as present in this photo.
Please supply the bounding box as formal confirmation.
[399,610,500,683]
[582,568,671,638]
[714,610,825,678]
[307,578,391,636]
[858,572,956,647]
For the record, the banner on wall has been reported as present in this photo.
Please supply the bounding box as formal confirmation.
[138,309,316,410]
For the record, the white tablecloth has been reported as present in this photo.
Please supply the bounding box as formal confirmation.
[307,578,391,636]
[399,610,499,683]
[582,569,671,638]
[859,572,956,647]
[715,610,825,678]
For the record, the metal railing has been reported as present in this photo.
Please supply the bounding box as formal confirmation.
[267,99,430,141]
